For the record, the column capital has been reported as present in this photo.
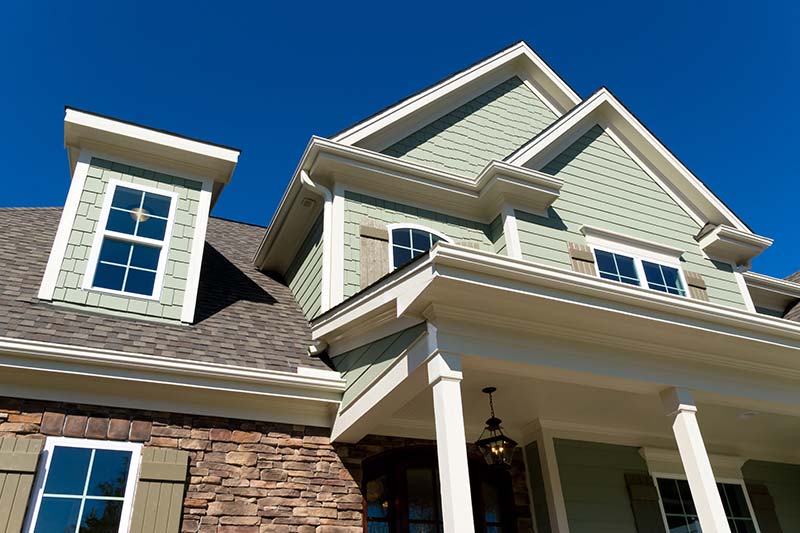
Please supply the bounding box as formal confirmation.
[427,353,462,386]
[660,387,698,417]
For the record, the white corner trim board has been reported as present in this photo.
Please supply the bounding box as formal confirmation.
[181,177,214,323]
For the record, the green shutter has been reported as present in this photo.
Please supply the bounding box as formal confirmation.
[624,473,667,533]
[0,437,44,533]
[130,447,189,533]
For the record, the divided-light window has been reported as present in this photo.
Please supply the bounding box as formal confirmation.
[655,477,757,533]
[85,182,177,298]
[390,226,450,270]
[594,249,686,296]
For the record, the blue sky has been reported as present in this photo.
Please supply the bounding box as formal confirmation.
[2,1,797,276]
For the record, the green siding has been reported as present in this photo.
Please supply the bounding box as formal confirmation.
[382,77,558,177]
[517,125,746,309]
[53,158,201,321]
[489,214,507,255]
[554,439,646,533]
[333,323,426,408]
[343,191,493,298]
[743,460,800,532]
[524,441,552,533]
[285,213,323,318]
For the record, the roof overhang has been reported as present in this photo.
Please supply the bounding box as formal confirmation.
[64,107,240,202]
[312,243,800,380]
[331,41,581,151]
[254,137,563,273]
[696,224,773,266]
[506,88,761,236]
[743,272,800,314]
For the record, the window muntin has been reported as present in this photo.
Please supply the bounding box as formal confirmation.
[642,261,686,296]
[593,248,687,297]
[27,439,140,533]
[656,477,757,533]
[595,249,640,286]
[84,181,177,299]
[390,226,448,270]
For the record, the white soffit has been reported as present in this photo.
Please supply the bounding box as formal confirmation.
[506,88,756,235]
[64,107,240,185]
[743,272,800,313]
[330,41,581,151]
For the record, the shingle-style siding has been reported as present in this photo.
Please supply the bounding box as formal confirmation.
[343,191,493,298]
[382,76,558,177]
[285,213,323,318]
[554,439,646,533]
[332,323,426,408]
[52,158,201,321]
[743,460,800,532]
[517,125,747,309]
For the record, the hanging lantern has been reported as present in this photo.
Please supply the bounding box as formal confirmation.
[475,387,517,467]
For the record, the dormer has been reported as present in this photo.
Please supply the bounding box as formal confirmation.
[37,108,240,323]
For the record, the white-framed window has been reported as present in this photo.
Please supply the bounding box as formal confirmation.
[653,475,759,533]
[387,224,452,270]
[25,437,142,533]
[82,180,178,300]
[593,248,688,296]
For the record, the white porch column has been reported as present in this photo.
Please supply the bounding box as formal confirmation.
[660,388,731,533]
[428,353,475,533]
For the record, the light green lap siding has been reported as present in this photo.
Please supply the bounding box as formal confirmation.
[343,191,493,298]
[554,439,645,533]
[333,323,427,408]
[524,442,552,533]
[382,77,558,177]
[53,158,201,321]
[742,460,800,532]
[518,125,746,309]
[285,213,323,318]
[489,214,507,255]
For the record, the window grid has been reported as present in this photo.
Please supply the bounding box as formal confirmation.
[390,227,447,270]
[593,248,687,297]
[595,250,640,285]
[656,477,757,533]
[642,260,686,296]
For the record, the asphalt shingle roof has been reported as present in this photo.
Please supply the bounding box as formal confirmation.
[0,207,325,372]
[784,271,800,322]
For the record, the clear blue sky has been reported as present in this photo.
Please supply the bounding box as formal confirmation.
[2,1,797,276]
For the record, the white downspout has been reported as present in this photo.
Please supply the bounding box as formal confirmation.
[299,170,332,313]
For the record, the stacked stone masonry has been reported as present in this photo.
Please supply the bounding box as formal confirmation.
[0,397,533,533]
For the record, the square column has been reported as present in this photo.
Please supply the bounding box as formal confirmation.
[428,353,475,533]
[661,388,731,533]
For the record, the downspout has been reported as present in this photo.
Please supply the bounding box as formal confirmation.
[299,170,332,313]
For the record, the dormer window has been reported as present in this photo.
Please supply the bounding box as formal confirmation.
[594,249,687,296]
[389,225,451,269]
[83,181,178,299]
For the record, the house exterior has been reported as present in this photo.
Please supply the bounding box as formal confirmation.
[1,41,799,533]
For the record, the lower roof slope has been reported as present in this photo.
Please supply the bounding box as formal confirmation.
[0,208,325,372]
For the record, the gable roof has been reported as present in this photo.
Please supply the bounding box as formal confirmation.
[0,207,326,372]
[331,41,581,151]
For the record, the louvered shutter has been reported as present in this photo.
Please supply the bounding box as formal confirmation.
[567,242,597,276]
[745,483,783,533]
[0,437,44,533]
[360,223,390,288]
[684,271,709,301]
[130,447,189,533]
[625,473,667,533]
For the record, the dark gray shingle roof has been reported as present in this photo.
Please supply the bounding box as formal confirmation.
[0,207,325,372]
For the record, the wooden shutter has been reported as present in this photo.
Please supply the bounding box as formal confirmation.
[130,447,189,533]
[684,271,709,301]
[0,437,44,533]
[360,223,390,289]
[745,483,783,533]
[567,242,597,276]
[625,473,667,533]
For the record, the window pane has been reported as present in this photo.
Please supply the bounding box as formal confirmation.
[98,239,132,266]
[721,484,751,519]
[34,497,81,533]
[642,261,664,288]
[130,244,160,271]
[657,478,684,515]
[124,269,157,296]
[411,229,432,251]
[595,250,619,281]
[93,263,126,291]
[79,499,123,532]
[393,228,411,248]
[87,450,131,497]
[142,192,172,219]
[677,479,696,515]
[615,254,639,284]
[136,216,168,240]
[106,209,137,235]
[111,186,143,211]
[366,476,390,519]
[44,446,92,495]
[393,246,412,269]
[406,467,436,521]
[665,514,688,532]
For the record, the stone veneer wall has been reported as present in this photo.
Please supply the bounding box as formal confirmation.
[0,397,533,533]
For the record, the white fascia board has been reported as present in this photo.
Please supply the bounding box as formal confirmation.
[744,271,800,299]
[331,41,580,149]
[0,336,345,402]
[64,108,239,184]
[506,89,755,234]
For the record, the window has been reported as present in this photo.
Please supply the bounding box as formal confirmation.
[389,226,450,270]
[84,181,177,299]
[363,447,514,532]
[593,248,686,296]
[26,438,141,533]
[655,477,757,533]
